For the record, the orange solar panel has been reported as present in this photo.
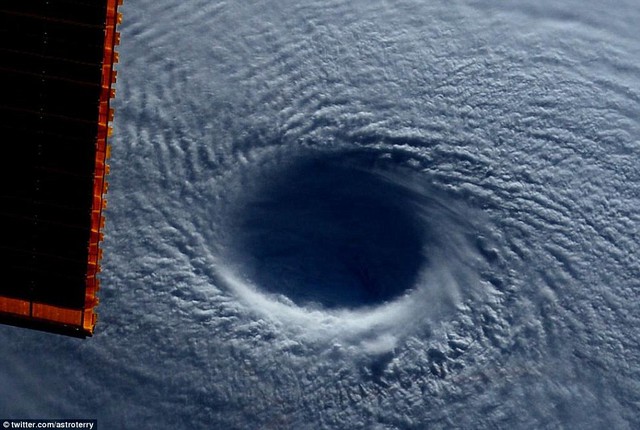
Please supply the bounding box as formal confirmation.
[0,0,122,337]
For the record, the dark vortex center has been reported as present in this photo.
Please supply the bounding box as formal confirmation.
[232,155,425,309]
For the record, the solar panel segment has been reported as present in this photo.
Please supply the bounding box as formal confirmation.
[0,0,122,337]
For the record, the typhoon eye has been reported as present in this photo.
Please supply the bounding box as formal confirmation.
[209,147,492,338]
[223,152,427,310]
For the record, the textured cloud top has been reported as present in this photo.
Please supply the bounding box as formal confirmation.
[1,0,639,429]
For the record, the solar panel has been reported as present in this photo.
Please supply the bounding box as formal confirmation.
[0,0,122,337]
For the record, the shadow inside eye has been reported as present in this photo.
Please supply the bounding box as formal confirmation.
[229,153,427,309]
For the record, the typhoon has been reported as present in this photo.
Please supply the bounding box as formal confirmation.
[1,0,639,429]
